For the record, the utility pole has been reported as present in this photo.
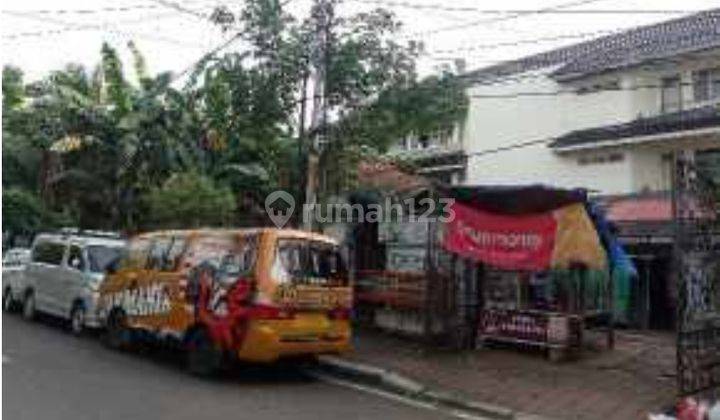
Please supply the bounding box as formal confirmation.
[303,0,332,231]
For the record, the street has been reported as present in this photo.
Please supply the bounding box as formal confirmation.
[2,314,456,420]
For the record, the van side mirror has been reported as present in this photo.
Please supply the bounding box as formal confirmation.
[69,257,82,270]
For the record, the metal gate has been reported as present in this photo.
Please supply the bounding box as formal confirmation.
[426,219,483,348]
[674,150,720,399]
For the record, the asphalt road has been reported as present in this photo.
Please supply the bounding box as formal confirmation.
[2,313,459,420]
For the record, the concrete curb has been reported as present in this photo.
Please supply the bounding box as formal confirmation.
[316,355,515,420]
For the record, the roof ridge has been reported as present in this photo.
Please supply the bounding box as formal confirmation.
[464,8,720,82]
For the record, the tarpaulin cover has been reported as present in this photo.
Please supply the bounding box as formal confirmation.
[443,199,607,271]
[441,184,588,215]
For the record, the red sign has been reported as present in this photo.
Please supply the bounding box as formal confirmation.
[443,202,557,270]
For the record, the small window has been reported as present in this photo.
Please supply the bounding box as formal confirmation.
[146,237,173,271]
[693,67,720,103]
[32,241,66,266]
[577,152,623,166]
[163,236,188,271]
[87,245,124,273]
[661,76,682,113]
[272,239,347,286]
[67,245,85,271]
[122,237,152,269]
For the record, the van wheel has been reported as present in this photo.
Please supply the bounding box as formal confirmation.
[3,288,15,313]
[103,309,130,350]
[69,305,86,336]
[22,292,36,321]
[186,328,223,377]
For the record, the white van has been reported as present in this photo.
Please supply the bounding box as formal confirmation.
[2,248,31,311]
[22,231,126,334]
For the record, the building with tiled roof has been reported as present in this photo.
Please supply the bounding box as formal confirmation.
[388,9,720,329]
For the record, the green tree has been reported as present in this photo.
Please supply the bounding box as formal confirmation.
[3,188,43,235]
[2,66,24,111]
[143,172,236,229]
[16,43,203,230]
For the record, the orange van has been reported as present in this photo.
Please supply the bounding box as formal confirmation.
[98,228,352,374]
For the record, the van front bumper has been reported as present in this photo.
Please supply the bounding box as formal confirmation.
[235,320,352,363]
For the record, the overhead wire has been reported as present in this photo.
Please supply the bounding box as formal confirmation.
[146,0,211,20]
[425,28,619,59]
[344,0,698,15]
[0,0,223,16]
[2,10,206,47]
[399,0,609,39]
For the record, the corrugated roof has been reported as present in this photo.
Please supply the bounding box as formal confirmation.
[464,9,720,83]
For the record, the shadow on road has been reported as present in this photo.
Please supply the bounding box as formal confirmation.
[5,312,317,387]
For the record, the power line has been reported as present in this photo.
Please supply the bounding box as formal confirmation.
[290,77,720,109]
[3,10,204,47]
[426,28,617,57]
[400,0,608,38]
[466,79,715,99]
[0,0,222,16]
[466,137,555,158]
[171,33,246,83]
[146,0,210,20]
[348,0,697,16]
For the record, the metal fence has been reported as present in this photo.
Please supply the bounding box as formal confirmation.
[674,150,720,399]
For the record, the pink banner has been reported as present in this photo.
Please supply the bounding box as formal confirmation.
[443,202,557,270]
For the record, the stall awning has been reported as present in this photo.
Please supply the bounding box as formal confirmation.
[440,185,607,271]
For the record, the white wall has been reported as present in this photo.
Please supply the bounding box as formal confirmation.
[461,52,720,195]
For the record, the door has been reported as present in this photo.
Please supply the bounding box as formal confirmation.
[139,236,181,330]
[29,240,67,314]
[2,252,22,295]
[58,244,87,317]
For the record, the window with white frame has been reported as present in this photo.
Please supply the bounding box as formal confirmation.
[692,67,720,103]
[661,75,682,113]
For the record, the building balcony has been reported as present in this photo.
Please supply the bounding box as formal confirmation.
[550,105,720,154]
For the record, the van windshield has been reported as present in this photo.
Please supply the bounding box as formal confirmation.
[273,239,348,286]
[87,246,124,273]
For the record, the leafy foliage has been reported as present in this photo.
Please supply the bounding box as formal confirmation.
[3,188,43,234]
[144,172,236,229]
[2,66,24,111]
[2,1,470,236]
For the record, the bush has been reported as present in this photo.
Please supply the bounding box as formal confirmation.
[3,188,43,234]
[144,172,236,229]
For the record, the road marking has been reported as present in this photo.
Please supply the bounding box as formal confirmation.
[307,371,491,420]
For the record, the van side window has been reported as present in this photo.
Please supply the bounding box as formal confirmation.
[67,245,85,271]
[32,242,66,266]
[147,237,173,271]
[164,236,188,271]
[220,235,257,276]
[123,238,152,269]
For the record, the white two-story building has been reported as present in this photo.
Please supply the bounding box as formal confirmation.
[462,9,719,196]
[391,9,720,329]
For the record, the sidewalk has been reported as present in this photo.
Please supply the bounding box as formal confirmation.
[341,327,676,420]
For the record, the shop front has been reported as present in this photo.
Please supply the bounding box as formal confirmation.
[437,185,633,359]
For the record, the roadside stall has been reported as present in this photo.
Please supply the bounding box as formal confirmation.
[440,186,623,359]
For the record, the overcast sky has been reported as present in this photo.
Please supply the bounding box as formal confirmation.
[2,0,719,83]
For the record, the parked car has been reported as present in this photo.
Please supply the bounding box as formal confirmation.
[22,230,127,335]
[2,248,31,312]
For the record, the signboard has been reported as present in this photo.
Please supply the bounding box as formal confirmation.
[479,309,549,344]
[386,245,426,272]
[443,202,557,270]
[478,309,579,348]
